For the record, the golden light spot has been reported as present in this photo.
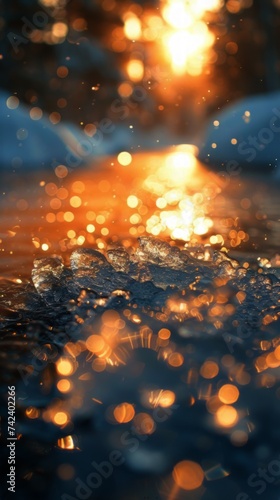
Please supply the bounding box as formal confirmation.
[64,212,74,222]
[96,215,106,224]
[213,120,219,127]
[86,224,95,233]
[211,143,217,149]
[118,151,132,166]
[70,196,82,208]
[52,22,68,39]
[130,214,141,224]
[86,335,106,354]
[53,411,68,426]
[231,138,238,145]
[26,407,40,419]
[218,384,239,404]
[113,403,135,423]
[200,361,219,379]
[266,352,280,368]
[156,197,167,209]
[57,435,75,449]
[133,413,155,435]
[67,229,76,238]
[127,59,144,81]
[127,195,139,208]
[56,358,74,376]
[168,352,184,367]
[123,13,142,40]
[149,389,175,408]
[172,460,204,491]
[57,379,72,393]
[41,243,49,251]
[158,328,171,340]
[216,405,238,427]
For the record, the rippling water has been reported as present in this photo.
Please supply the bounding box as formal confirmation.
[1,148,280,500]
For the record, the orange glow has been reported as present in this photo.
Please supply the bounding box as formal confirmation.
[57,379,72,393]
[162,0,221,75]
[26,407,40,419]
[57,435,75,449]
[149,389,175,408]
[86,335,105,354]
[200,361,219,379]
[113,403,135,423]
[158,328,171,340]
[127,60,144,81]
[275,346,280,360]
[127,195,139,208]
[173,460,204,490]
[168,352,184,367]
[56,357,74,376]
[53,411,69,426]
[70,196,82,208]
[102,309,120,327]
[218,384,239,404]
[123,13,142,40]
[216,405,238,427]
[133,413,155,435]
[118,82,133,97]
[118,151,132,166]
[143,146,214,242]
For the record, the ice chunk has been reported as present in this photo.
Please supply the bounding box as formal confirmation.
[70,248,109,272]
[31,256,65,301]
[134,237,183,268]
[107,248,130,273]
